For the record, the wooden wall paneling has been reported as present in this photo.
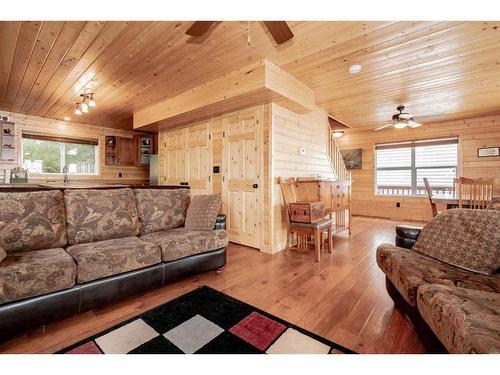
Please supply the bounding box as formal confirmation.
[337,115,500,222]
[270,103,335,253]
[0,111,149,183]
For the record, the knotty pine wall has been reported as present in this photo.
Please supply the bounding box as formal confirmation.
[0,111,148,183]
[157,103,336,254]
[336,115,500,222]
[270,103,335,252]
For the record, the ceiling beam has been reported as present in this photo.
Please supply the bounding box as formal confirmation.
[133,59,316,131]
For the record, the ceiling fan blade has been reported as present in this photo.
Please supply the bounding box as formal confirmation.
[374,124,394,131]
[186,21,216,37]
[263,21,294,44]
[407,120,422,128]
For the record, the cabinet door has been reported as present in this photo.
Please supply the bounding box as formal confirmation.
[118,137,135,166]
[222,107,262,249]
[186,121,211,196]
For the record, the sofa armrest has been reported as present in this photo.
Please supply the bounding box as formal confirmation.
[395,225,422,249]
[214,214,226,230]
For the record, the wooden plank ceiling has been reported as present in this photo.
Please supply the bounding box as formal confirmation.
[0,21,499,130]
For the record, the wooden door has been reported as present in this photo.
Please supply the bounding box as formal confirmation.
[118,137,135,166]
[186,121,212,195]
[222,108,262,249]
[160,122,211,194]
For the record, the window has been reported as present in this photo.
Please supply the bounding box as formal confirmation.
[22,134,98,175]
[375,138,458,196]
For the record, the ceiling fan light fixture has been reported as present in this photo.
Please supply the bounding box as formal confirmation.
[394,121,408,129]
[348,64,362,74]
[332,130,344,138]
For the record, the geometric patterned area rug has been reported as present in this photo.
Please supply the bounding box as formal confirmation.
[59,286,355,354]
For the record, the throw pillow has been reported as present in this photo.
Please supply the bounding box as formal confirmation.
[0,246,6,264]
[412,209,500,275]
[185,194,222,231]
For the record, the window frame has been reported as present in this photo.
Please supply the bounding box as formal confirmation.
[21,133,100,176]
[374,137,459,197]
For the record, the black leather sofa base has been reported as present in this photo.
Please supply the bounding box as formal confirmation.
[0,247,226,342]
[385,277,446,353]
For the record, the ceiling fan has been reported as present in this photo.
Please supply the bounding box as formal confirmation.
[374,105,423,131]
[185,21,294,45]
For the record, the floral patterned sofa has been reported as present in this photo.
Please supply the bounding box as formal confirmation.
[0,188,228,342]
[377,209,500,354]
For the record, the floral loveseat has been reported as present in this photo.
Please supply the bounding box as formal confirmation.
[0,188,228,342]
[377,209,500,354]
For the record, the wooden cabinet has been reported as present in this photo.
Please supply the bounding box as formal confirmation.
[295,178,352,233]
[105,136,135,166]
[134,134,153,166]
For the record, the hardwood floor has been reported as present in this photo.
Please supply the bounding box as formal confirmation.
[0,216,428,354]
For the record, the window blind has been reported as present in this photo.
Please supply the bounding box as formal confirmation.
[375,137,458,196]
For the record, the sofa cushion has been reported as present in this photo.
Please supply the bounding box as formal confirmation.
[185,193,222,231]
[0,248,76,305]
[417,284,500,353]
[133,189,190,234]
[140,228,228,262]
[0,190,67,253]
[412,209,500,275]
[376,244,500,306]
[66,236,161,284]
[64,188,140,245]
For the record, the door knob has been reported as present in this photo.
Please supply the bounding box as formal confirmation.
[252,183,259,189]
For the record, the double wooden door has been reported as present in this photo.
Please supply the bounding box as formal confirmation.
[222,108,263,249]
[161,121,211,196]
[158,107,263,249]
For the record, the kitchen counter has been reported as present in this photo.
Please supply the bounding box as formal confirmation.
[37,182,130,189]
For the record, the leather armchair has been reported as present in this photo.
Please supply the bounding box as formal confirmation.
[395,225,422,249]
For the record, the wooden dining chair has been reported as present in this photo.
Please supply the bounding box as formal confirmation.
[454,177,495,209]
[423,177,440,217]
[279,177,333,262]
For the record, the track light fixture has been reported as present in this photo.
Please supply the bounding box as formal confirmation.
[73,92,96,116]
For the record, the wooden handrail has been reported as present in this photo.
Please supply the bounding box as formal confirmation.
[328,134,351,182]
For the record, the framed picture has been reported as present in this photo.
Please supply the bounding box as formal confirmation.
[340,148,363,169]
[477,147,499,157]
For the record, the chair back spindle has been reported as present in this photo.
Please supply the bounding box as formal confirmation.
[454,177,494,209]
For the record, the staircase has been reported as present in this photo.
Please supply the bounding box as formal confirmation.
[328,134,351,181]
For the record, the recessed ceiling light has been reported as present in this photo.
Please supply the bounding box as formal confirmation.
[348,64,362,74]
[63,116,71,121]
